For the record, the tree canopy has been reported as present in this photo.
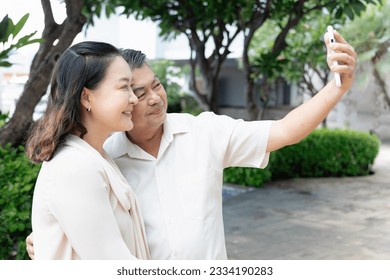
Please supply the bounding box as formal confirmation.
[0,0,384,147]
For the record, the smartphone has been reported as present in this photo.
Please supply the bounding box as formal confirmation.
[327,25,341,87]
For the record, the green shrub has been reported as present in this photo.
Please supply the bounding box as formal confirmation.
[269,128,380,179]
[0,112,8,127]
[223,166,271,187]
[0,144,41,259]
[223,128,380,187]
[180,95,203,116]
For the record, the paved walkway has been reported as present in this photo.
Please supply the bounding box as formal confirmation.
[223,142,390,259]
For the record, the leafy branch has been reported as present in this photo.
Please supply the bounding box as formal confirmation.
[0,13,42,68]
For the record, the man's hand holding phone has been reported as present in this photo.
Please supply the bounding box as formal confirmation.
[327,25,342,87]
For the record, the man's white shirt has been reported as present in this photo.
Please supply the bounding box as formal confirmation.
[104,112,273,260]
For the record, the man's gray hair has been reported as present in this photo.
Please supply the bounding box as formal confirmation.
[119,49,149,70]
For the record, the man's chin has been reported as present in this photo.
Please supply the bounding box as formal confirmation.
[153,112,167,127]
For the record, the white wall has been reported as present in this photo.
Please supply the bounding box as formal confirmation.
[327,63,390,141]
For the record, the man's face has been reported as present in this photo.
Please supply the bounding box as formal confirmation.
[129,64,168,134]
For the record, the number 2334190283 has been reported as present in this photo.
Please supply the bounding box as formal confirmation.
[209,266,273,276]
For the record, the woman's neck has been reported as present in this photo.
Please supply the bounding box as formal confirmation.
[72,128,109,156]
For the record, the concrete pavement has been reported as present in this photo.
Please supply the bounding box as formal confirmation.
[223,142,390,259]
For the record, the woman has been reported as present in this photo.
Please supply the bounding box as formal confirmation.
[26,41,150,260]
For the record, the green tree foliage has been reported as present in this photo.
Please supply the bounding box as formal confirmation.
[343,1,390,108]
[249,0,382,120]
[251,16,332,84]
[151,59,202,114]
[0,13,41,67]
[0,113,8,127]
[113,0,381,119]
[250,13,335,124]
[0,141,41,259]
[0,0,384,147]
[118,0,249,112]
[344,2,390,58]
[0,0,116,148]
[150,60,186,112]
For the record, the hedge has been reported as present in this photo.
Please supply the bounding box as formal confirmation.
[223,166,271,187]
[0,144,41,259]
[269,128,380,178]
[223,128,380,187]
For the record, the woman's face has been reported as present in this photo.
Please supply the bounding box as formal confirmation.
[86,56,138,134]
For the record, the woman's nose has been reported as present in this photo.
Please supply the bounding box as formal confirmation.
[129,91,138,105]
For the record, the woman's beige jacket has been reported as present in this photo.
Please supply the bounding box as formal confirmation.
[32,135,150,259]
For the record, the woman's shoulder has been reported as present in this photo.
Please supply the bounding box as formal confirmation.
[36,144,109,194]
[43,144,105,176]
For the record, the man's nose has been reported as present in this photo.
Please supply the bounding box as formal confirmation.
[148,91,162,105]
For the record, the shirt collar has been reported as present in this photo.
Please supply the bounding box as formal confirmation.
[162,113,191,141]
[104,113,191,160]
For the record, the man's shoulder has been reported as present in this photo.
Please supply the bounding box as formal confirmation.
[166,112,218,132]
[166,112,240,138]
[167,111,217,123]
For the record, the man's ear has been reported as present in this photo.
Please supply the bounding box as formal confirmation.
[80,87,91,111]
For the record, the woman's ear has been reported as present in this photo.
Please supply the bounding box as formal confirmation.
[80,88,91,112]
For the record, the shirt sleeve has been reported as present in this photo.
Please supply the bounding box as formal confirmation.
[46,157,136,260]
[208,113,274,168]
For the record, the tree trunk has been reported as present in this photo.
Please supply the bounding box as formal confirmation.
[0,0,86,147]
[371,39,390,109]
[243,0,314,121]
[372,65,390,108]
[246,79,259,120]
[187,49,211,111]
[209,76,219,113]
